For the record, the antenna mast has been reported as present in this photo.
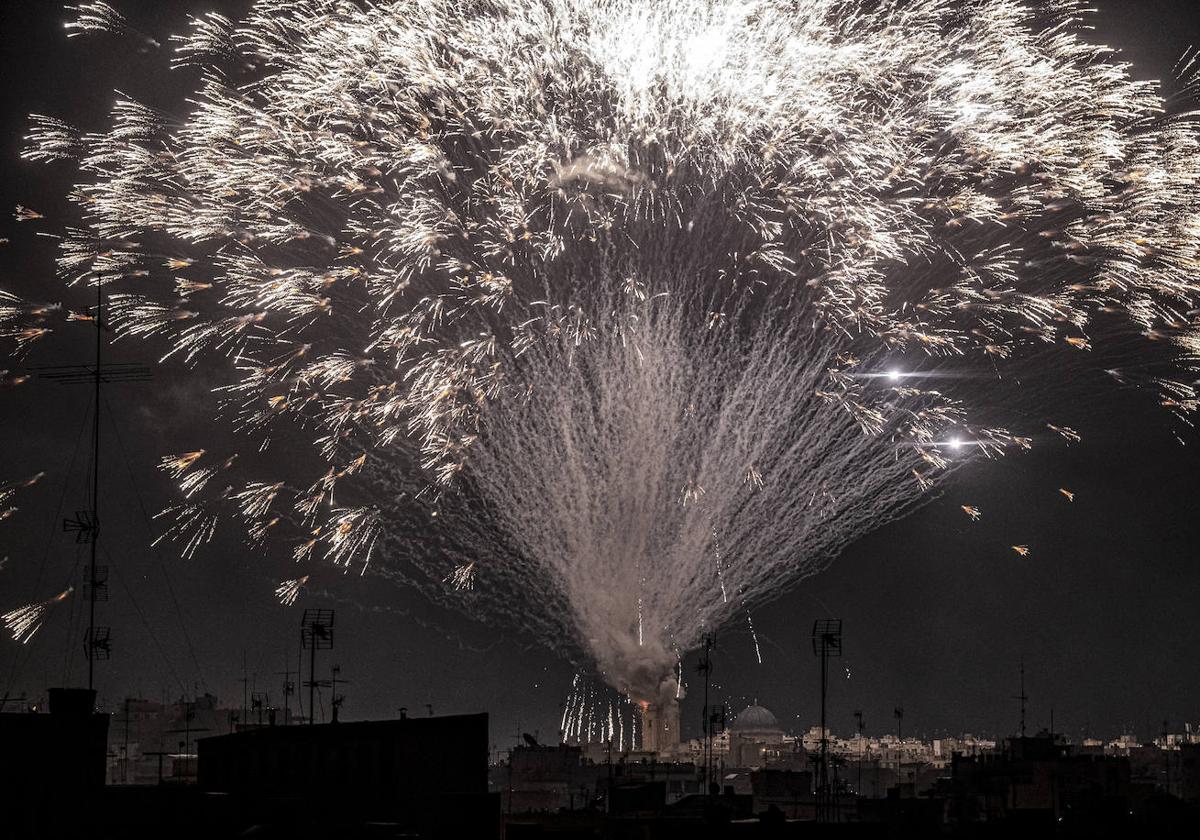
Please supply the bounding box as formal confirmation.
[300,609,334,724]
[44,265,150,692]
[696,632,717,800]
[853,710,864,796]
[811,619,843,823]
[88,270,101,692]
[1014,662,1028,737]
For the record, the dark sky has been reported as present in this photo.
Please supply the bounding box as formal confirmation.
[1,1,1199,751]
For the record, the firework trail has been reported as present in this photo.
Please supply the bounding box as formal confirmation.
[3,588,73,645]
[3,1,1199,700]
[561,674,641,750]
[275,575,309,606]
[0,473,45,523]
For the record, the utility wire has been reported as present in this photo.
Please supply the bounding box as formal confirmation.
[2,395,93,701]
[101,542,188,696]
[102,393,210,693]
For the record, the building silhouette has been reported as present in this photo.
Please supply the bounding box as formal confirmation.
[199,713,497,837]
[0,688,109,838]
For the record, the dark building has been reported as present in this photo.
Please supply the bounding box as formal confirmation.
[1182,744,1200,805]
[498,742,602,811]
[198,712,498,838]
[946,733,1137,833]
[749,768,815,819]
[0,687,109,838]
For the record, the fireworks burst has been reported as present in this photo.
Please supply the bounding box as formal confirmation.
[3,588,72,645]
[274,575,309,606]
[0,472,45,524]
[3,1,1198,697]
[444,562,476,592]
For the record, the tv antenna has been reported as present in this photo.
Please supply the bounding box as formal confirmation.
[329,664,350,723]
[811,619,843,822]
[302,665,347,724]
[251,691,270,726]
[1014,661,1028,737]
[696,632,717,800]
[853,710,865,795]
[300,609,334,724]
[29,265,152,692]
[0,692,29,712]
[165,700,210,758]
[276,663,297,726]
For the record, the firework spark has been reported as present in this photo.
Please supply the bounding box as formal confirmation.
[444,562,476,592]
[561,674,642,751]
[961,505,982,522]
[0,473,45,524]
[274,575,309,607]
[3,0,1199,697]
[3,588,72,644]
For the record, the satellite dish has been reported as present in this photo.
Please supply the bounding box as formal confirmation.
[522,732,540,747]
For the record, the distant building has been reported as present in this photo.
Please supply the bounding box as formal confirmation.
[947,733,1134,828]
[501,742,600,811]
[107,692,247,784]
[750,767,815,819]
[495,739,702,813]
[727,704,787,768]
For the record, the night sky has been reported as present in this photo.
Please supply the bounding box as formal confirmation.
[2,1,1199,752]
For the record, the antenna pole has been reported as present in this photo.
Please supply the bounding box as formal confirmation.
[309,640,317,724]
[1162,719,1171,797]
[820,640,827,807]
[241,650,248,728]
[278,651,295,726]
[300,609,334,726]
[697,632,716,801]
[1015,662,1028,737]
[123,697,130,784]
[330,665,341,724]
[811,619,842,822]
[854,711,864,796]
[87,271,102,694]
[283,652,289,725]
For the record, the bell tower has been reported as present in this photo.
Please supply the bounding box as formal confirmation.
[640,699,680,756]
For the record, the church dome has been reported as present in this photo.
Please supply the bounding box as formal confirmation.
[732,704,781,733]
